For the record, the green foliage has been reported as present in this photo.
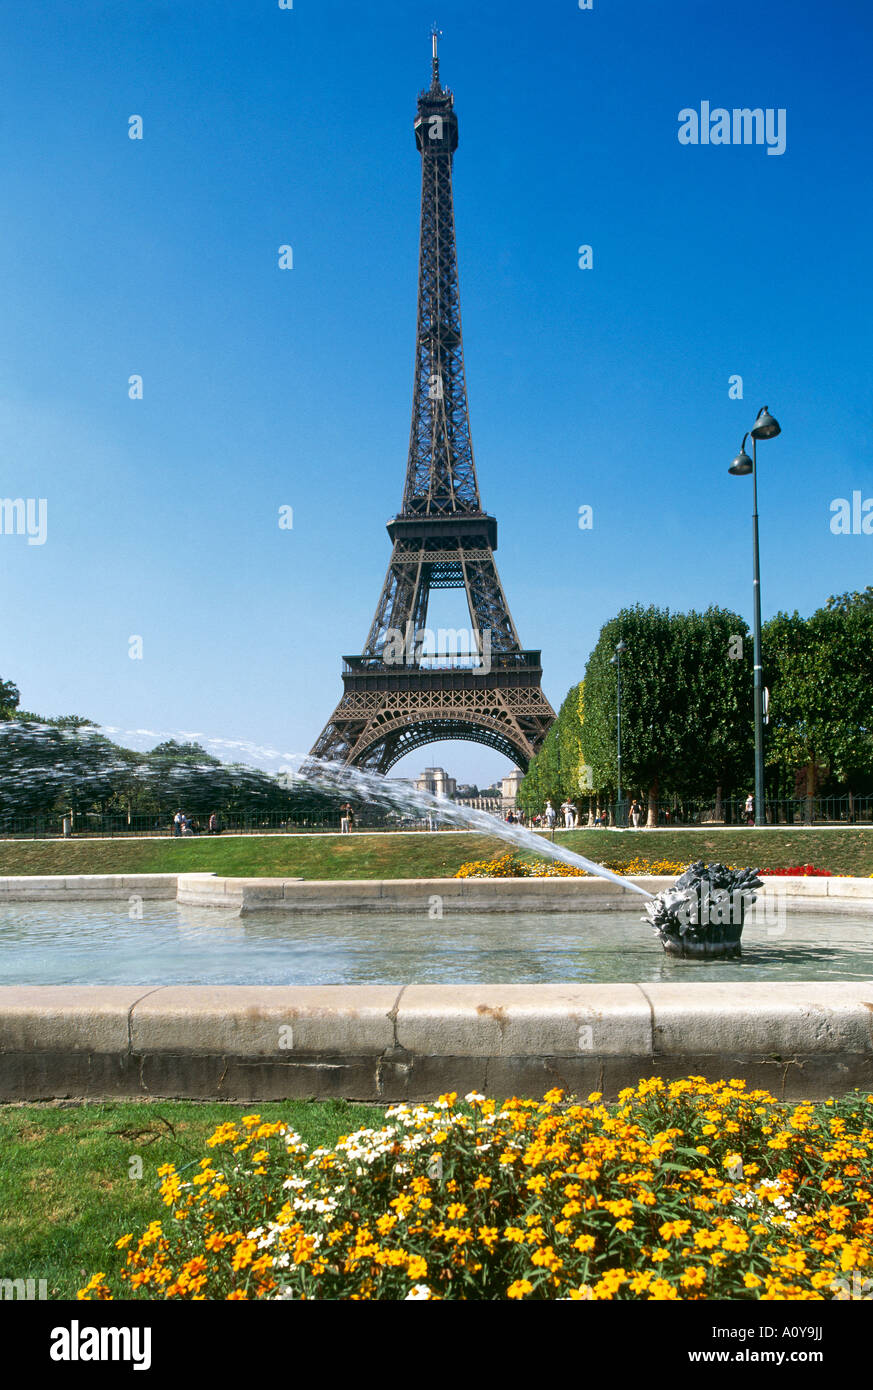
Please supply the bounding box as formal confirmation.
[825,585,873,613]
[579,606,753,806]
[0,693,335,826]
[764,602,873,792]
[0,678,20,720]
[518,682,584,811]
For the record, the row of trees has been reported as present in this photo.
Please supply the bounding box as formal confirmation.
[519,592,873,823]
[0,681,334,828]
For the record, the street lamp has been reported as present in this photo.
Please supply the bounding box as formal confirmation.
[610,639,628,826]
[729,406,781,827]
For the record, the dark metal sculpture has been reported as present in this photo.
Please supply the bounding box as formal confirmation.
[310,37,556,773]
[644,861,763,959]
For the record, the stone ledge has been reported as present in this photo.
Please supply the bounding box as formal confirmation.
[395,984,652,1057]
[1,872,871,912]
[129,985,400,1056]
[639,982,873,1057]
[1,983,871,1102]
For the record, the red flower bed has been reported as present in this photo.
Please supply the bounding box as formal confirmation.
[759,865,832,877]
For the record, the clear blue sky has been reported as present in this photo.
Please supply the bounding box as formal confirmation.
[1,0,871,786]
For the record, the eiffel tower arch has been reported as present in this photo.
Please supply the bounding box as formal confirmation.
[311,35,556,774]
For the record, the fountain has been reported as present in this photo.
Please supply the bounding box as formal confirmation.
[644,861,764,959]
[0,721,782,958]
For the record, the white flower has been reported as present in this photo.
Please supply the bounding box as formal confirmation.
[405,1284,432,1300]
[465,1092,486,1104]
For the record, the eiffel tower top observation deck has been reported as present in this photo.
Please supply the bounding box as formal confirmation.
[310,36,555,772]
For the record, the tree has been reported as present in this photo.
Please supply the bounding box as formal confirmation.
[580,606,753,824]
[517,683,583,814]
[825,586,873,614]
[764,602,873,816]
[0,678,20,720]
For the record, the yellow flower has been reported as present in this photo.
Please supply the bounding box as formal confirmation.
[658,1220,691,1241]
[573,1234,596,1252]
[507,1279,533,1300]
[647,1278,679,1300]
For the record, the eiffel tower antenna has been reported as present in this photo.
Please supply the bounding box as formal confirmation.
[431,24,441,87]
[310,46,555,773]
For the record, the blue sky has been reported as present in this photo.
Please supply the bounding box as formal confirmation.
[1,0,871,786]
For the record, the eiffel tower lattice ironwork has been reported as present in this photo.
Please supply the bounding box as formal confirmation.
[310,36,556,773]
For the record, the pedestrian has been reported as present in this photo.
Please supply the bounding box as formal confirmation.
[544,800,556,830]
[173,810,183,838]
[208,812,219,835]
[629,798,642,829]
[562,800,574,829]
[340,802,351,834]
[745,792,754,826]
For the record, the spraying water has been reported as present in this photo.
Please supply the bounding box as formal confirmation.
[0,722,654,900]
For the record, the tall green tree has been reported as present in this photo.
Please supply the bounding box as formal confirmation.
[518,682,584,813]
[764,602,873,813]
[580,606,753,823]
[0,678,20,720]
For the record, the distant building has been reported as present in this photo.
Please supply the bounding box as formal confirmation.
[500,769,524,810]
[452,768,524,816]
[455,783,479,799]
[415,767,457,800]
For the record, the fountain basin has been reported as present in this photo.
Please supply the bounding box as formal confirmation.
[0,981,871,1104]
[1,874,870,1102]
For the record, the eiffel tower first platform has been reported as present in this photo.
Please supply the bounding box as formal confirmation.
[310,35,556,774]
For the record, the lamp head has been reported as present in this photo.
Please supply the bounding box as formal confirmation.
[729,433,754,475]
[751,405,780,440]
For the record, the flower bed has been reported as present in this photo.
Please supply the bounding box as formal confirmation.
[759,865,832,877]
[454,853,688,879]
[455,853,836,880]
[78,1079,873,1302]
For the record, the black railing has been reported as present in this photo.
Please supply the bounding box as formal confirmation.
[582,795,873,829]
[0,809,478,840]
[3,794,872,840]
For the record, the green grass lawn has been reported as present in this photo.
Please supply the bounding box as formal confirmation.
[0,1099,383,1300]
[0,827,872,878]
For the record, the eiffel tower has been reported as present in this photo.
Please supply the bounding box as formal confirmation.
[311,34,555,773]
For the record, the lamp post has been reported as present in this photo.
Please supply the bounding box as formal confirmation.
[610,639,627,826]
[729,406,781,828]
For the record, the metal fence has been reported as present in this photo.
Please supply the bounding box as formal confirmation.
[2,794,872,840]
[601,795,873,829]
[0,810,449,840]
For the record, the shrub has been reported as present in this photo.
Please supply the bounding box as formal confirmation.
[79,1079,873,1302]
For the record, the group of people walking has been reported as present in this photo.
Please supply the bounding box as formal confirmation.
[172,810,222,836]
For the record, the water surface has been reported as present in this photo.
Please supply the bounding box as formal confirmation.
[1,901,870,985]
